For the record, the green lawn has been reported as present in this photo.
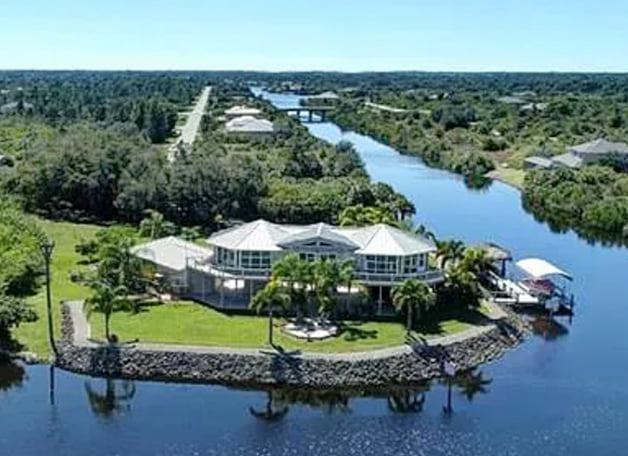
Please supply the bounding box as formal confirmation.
[487,166,526,189]
[89,301,478,353]
[13,218,482,356]
[12,219,101,359]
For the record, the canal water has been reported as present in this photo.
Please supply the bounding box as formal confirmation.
[1,91,627,455]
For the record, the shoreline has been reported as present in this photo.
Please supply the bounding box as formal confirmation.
[55,302,530,388]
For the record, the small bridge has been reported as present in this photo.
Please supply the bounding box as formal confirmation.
[278,106,334,122]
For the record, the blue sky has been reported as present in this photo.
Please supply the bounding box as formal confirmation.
[1,0,627,72]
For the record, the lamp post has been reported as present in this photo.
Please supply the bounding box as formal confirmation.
[40,239,57,358]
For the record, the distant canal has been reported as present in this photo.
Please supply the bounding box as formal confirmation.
[1,91,627,456]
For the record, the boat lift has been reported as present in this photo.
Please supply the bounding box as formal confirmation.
[514,258,575,314]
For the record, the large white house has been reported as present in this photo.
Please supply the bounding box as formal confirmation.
[133,219,443,315]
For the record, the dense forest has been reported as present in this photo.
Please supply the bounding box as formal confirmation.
[0,72,207,143]
[1,70,627,244]
[0,72,411,230]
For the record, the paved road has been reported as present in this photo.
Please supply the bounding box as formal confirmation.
[66,301,497,361]
[168,85,211,161]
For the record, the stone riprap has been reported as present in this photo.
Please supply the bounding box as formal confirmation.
[56,302,529,388]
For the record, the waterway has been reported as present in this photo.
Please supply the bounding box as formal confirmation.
[0,90,627,455]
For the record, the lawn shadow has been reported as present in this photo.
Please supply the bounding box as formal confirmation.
[416,307,488,337]
[338,322,379,342]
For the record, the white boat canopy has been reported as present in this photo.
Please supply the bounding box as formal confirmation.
[515,258,572,281]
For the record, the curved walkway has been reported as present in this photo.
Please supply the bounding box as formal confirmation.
[66,301,501,361]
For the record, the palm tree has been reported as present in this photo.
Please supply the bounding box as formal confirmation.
[460,247,493,277]
[311,259,340,318]
[271,254,309,317]
[435,239,466,269]
[84,281,130,343]
[392,279,436,334]
[250,279,290,346]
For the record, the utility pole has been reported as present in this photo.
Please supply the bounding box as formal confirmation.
[40,239,57,358]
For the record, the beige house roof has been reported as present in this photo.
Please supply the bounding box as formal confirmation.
[132,237,212,272]
[207,219,435,256]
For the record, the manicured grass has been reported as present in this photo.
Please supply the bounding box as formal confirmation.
[487,166,526,189]
[12,218,483,356]
[12,219,101,359]
[89,301,479,353]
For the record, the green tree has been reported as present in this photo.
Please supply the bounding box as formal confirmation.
[250,279,290,346]
[84,281,130,342]
[435,239,466,269]
[392,279,436,334]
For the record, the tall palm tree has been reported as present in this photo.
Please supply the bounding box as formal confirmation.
[250,279,290,346]
[392,279,436,334]
[460,247,493,277]
[84,281,130,342]
[312,259,338,318]
[435,239,466,269]
[271,254,309,317]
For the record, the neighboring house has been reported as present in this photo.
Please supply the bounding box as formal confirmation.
[552,139,628,169]
[224,105,262,119]
[0,101,34,115]
[132,237,213,294]
[133,220,443,314]
[523,156,554,170]
[225,115,274,135]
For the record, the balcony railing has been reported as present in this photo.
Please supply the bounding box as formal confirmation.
[355,269,444,284]
[200,260,443,284]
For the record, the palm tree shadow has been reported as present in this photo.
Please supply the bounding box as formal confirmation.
[338,323,379,342]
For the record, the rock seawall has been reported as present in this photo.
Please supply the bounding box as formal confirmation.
[56,304,528,388]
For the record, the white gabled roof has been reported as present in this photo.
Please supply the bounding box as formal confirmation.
[354,224,435,256]
[206,219,435,256]
[132,237,212,272]
[225,115,274,133]
[208,220,291,252]
[516,258,572,280]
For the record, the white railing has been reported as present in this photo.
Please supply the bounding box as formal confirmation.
[202,261,443,284]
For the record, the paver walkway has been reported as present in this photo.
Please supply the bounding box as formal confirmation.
[66,301,498,361]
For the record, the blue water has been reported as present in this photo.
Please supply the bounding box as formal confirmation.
[1,90,627,455]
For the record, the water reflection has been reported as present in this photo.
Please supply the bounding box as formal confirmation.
[387,384,429,414]
[0,360,25,392]
[249,391,290,422]
[84,378,136,418]
[530,315,570,341]
[247,369,492,421]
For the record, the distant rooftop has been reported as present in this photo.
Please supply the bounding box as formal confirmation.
[568,138,628,156]
[224,105,262,116]
[551,152,583,169]
[225,115,274,133]
[308,91,339,100]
